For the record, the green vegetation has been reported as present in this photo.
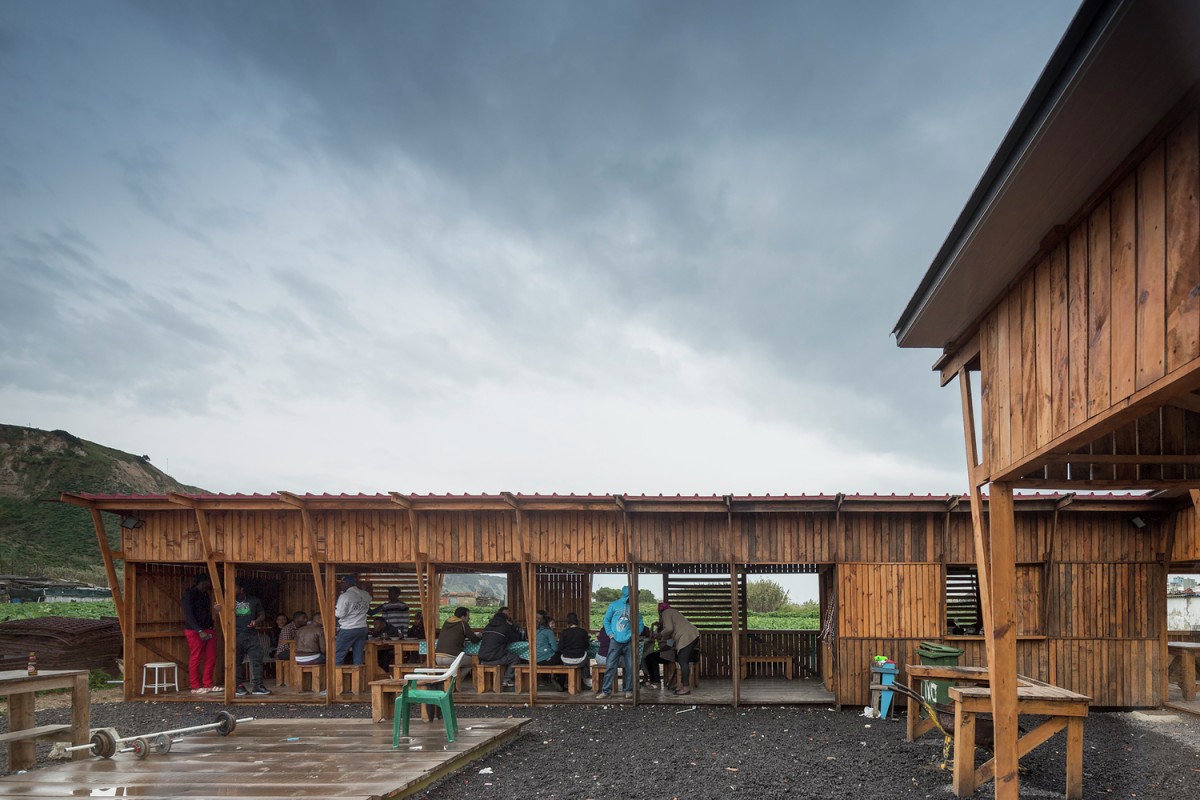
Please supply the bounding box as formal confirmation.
[432,599,819,632]
[746,578,789,612]
[592,587,656,605]
[0,425,203,583]
[0,600,117,623]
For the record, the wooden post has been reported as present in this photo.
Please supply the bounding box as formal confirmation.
[87,508,125,631]
[730,560,742,708]
[952,701,978,796]
[123,563,136,702]
[325,562,336,706]
[70,670,89,759]
[986,481,1020,800]
[630,561,639,704]
[222,560,235,705]
[527,560,538,707]
[425,562,438,670]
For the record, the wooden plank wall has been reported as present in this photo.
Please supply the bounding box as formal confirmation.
[534,571,591,630]
[116,505,1169,708]
[1171,503,1200,564]
[979,108,1200,478]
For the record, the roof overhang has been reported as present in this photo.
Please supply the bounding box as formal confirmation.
[895,0,1200,350]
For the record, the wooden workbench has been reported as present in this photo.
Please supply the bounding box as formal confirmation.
[0,669,89,771]
[949,681,1090,799]
[1167,641,1200,700]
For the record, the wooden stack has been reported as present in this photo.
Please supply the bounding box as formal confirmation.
[0,616,121,673]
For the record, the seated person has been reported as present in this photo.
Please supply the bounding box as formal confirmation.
[294,612,326,666]
[642,621,674,689]
[436,606,481,681]
[370,617,395,673]
[276,611,307,661]
[558,612,591,688]
[595,627,610,667]
[519,611,566,691]
[478,607,522,688]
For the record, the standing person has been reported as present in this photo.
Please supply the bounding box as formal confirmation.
[558,612,592,689]
[334,576,371,665]
[370,587,411,638]
[657,602,700,696]
[435,607,480,681]
[597,586,643,700]
[478,608,522,689]
[182,575,221,694]
[233,580,270,696]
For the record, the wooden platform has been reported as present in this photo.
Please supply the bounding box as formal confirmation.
[0,717,529,799]
[139,677,835,706]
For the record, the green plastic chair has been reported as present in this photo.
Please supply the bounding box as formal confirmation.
[393,651,465,746]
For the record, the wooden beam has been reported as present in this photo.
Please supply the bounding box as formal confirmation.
[1054,492,1076,510]
[85,506,125,631]
[501,492,521,511]
[937,330,981,387]
[629,561,639,706]
[167,492,229,641]
[1015,479,1200,490]
[613,494,626,512]
[278,491,330,629]
[990,354,1200,482]
[222,560,235,705]
[959,369,993,639]
[986,482,1020,800]
[1044,453,1200,465]
[387,491,412,510]
[527,561,538,707]
[1168,391,1200,414]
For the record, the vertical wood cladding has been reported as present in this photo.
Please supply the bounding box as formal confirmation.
[979,108,1200,478]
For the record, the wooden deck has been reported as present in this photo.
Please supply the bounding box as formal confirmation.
[144,677,835,707]
[0,717,528,799]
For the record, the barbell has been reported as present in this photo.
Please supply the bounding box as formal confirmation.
[52,712,252,760]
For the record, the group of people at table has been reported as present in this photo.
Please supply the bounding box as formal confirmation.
[183,577,699,699]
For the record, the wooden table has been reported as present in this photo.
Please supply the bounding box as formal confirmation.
[1167,641,1200,700]
[949,681,1090,799]
[364,639,424,684]
[0,669,89,771]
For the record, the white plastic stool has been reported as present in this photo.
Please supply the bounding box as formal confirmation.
[142,661,179,695]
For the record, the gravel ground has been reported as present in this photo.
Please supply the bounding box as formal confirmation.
[3,699,1200,798]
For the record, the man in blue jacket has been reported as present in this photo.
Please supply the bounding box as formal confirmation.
[596,586,643,700]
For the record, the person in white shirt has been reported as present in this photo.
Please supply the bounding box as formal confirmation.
[333,575,371,665]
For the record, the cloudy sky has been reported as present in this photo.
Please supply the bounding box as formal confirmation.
[0,1,1080,496]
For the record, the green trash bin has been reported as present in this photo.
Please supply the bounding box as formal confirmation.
[914,641,964,706]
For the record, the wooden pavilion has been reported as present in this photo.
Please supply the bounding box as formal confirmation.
[895,0,1200,796]
[61,490,1182,714]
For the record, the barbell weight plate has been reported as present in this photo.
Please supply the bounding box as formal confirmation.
[215,710,237,736]
[152,734,172,754]
[131,738,151,759]
[91,728,118,759]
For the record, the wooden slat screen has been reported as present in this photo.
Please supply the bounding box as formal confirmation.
[664,574,747,630]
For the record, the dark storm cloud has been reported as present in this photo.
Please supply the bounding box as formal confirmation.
[131,0,1076,465]
[0,227,231,412]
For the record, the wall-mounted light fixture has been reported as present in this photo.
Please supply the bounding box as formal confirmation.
[1130,516,1147,529]
[120,514,145,530]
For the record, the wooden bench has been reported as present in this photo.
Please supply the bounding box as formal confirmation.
[474,664,505,693]
[295,663,324,693]
[592,663,632,692]
[1167,641,1200,700]
[739,655,793,680]
[662,661,700,690]
[333,664,365,697]
[0,724,71,745]
[514,664,582,695]
[369,678,440,723]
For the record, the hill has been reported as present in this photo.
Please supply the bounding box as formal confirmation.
[0,425,204,583]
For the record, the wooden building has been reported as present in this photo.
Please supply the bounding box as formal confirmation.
[60,490,1184,713]
[896,0,1200,796]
